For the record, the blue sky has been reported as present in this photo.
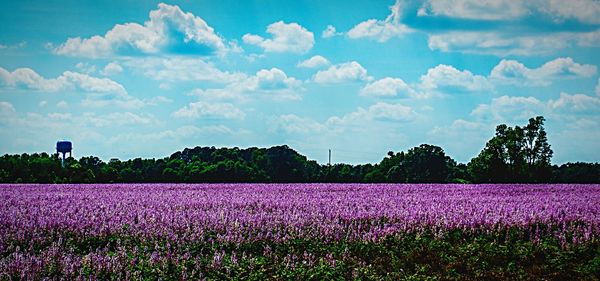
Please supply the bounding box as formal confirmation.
[1,0,599,164]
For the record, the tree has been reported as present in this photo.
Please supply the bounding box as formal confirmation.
[468,116,553,183]
[372,144,456,183]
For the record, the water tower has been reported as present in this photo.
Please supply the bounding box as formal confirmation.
[56,140,72,167]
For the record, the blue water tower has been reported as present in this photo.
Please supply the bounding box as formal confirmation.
[56,140,72,167]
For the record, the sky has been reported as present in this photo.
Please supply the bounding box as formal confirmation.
[0,0,599,165]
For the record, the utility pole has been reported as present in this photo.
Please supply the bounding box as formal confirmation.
[328,149,331,166]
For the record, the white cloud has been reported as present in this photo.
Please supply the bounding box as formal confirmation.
[431,90,600,162]
[154,125,237,139]
[0,67,127,94]
[242,21,314,54]
[106,125,239,147]
[327,102,416,128]
[427,29,600,56]
[418,0,600,24]
[0,101,16,118]
[596,78,600,96]
[313,61,371,84]
[347,0,413,42]
[471,95,545,121]
[62,71,127,94]
[144,95,172,105]
[548,92,600,113]
[75,62,96,74]
[490,57,597,86]
[191,67,303,101]
[56,101,68,109]
[0,41,26,50]
[83,112,159,127]
[450,119,483,130]
[360,77,418,97]
[81,93,144,109]
[54,3,227,58]
[124,57,245,83]
[0,67,145,109]
[322,25,341,38]
[47,113,72,120]
[172,101,245,119]
[420,64,492,92]
[255,68,301,90]
[0,67,69,92]
[418,0,528,20]
[272,102,417,142]
[577,29,600,47]
[273,114,327,134]
[101,62,123,76]
[427,119,486,139]
[539,0,600,24]
[297,55,330,68]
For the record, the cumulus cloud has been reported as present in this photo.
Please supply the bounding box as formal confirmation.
[105,125,241,151]
[83,112,159,127]
[347,0,413,42]
[54,3,227,58]
[360,77,418,97]
[313,61,371,84]
[297,55,330,68]
[471,95,545,121]
[426,27,600,56]
[0,41,26,51]
[548,92,600,113]
[327,102,416,128]
[418,0,528,20]
[538,0,600,24]
[490,57,597,85]
[0,67,149,109]
[144,95,173,106]
[124,57,245,83]
[0,67,68,92]
[420,64,492,92]
[101,62,123,76]
[62,71,127,94]
[273,102,417,138]
[428,31,567,56]
[242,21,314,54]
[75,62,96,74]
[272,114,327,134]
[464,91,600,131]
[322,25,341,38]
[190,67,303,101]
[56,101,68,109]
[0,67,126,94]
[172,101,245,119]
[0,101,16,119]
[418,0,600,24]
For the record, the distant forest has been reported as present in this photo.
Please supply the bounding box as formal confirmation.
[1,116,599,183]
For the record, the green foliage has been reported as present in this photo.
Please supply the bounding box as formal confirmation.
[366,144,461,183]
[468,116,554,183]
[0,116,598,183]
[5,229,599,280]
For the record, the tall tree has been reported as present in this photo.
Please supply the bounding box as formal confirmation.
[468,116,553,183]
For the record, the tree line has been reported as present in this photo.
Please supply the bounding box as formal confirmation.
[1,116,599,183]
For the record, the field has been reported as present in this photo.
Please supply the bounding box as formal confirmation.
[1,184,599,280]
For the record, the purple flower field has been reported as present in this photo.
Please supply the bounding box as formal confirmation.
[1,183,600,279]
